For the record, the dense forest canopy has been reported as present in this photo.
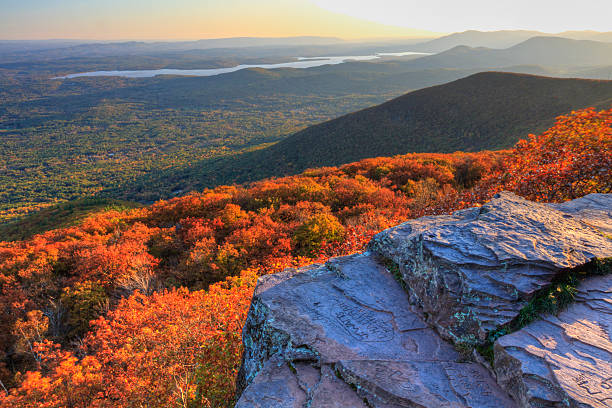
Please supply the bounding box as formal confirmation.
[0,65,407,224]
[0,108,609,407]
[2,42,612,228]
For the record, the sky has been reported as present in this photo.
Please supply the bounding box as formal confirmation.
[1,0,611,40]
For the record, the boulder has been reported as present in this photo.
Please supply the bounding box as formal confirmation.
[494,273,612,408]
[548,193,612,236]
[236,253,516,407]
[369,192,612,345]
[236,192,612,407]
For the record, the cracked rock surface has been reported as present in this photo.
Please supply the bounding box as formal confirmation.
[235,192,612,407]
[495,274,612,408]
[369,192,612,345]
[235,253,515,407]
[237,358,368,408]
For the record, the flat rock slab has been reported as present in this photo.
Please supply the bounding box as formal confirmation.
[495,274,612,408]
[236,253,515,407]
[237,358,368,408]
[549,193,612,236]
[369,192,612,345]
[336,359,512,408]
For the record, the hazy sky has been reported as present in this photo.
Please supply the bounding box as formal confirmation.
[1,0,611,40]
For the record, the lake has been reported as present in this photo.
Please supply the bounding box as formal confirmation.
[54,52,430,79]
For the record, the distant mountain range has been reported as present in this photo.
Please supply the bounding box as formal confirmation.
[557,30,612,42]
[6,31,612,207]
[411,30,612,52]
[4,30,612,63]
[50,36,347,53]
[407,37,612,69]
[411,30,545,52]
[115,72,612,200]
[0,37,349,62]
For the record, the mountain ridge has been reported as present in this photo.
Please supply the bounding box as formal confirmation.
[113,72,612,201]
[412,29,612,52]
[408,36,612,69]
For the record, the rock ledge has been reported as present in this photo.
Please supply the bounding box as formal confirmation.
[369,192,612,345]
[236,193,612,407]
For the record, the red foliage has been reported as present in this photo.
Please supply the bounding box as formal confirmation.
[499,108,611,201]
[0,108,609,406]
[1,271,257,407]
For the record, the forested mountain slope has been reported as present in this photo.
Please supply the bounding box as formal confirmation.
[120,72,612,201]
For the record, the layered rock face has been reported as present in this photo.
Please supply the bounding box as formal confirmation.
[495,274,612,408]
[236,192,612,407]
[370,192,612,345]
[236,254,515,407]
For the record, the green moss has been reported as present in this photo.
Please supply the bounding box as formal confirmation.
[382,256,611,368]
[60,280,109,338]
[477,257,611,366]
[381,258,405,290]
[454,341,475,360]
[593,257,612,275]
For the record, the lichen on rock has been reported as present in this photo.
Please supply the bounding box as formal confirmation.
[235,192,612,407]
[369,192,612,346]
[235,253,515,407]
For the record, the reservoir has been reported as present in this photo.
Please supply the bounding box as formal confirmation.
[54,52,430,79]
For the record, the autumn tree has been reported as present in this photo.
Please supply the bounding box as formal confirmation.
[1,108,609,406]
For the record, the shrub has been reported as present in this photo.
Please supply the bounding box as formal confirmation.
[60,281,108,338]
[293,213,345,256]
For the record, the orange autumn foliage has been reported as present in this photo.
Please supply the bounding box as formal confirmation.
[500,107,611,201]
[458,107,612,206]
[0,108,609,406]
[2,270,258,408]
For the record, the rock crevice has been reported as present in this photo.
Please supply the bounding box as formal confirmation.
[369,192,612,345]
[236,192,612,407]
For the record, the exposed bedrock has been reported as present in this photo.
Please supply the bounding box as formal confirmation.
[235,192,612,407]
[369,192,612,345]
[495,274,612,408]
[236,254,515,407]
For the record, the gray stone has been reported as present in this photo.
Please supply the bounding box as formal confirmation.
[236,358,309,408]
[236,253,515,407]
[549,193,612,236]
[494,274,612,408]
[236,192,612,407]
[369,192,612,345]
[309,365,370,408]
[336,359,514,408]
[236,358,368,408]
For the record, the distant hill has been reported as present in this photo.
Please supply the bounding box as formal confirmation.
[557,30,612,43]
[569,65,612,80]
[6,52,589,215]
[0,37,350,63]
[266,72,612,158]
[412,30,612,53]
[409,37,612,69]
[413,30,544,52]
[59,36,347,54]
[121,72,612,200]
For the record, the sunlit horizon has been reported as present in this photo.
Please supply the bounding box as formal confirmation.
[1,0,611,41]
